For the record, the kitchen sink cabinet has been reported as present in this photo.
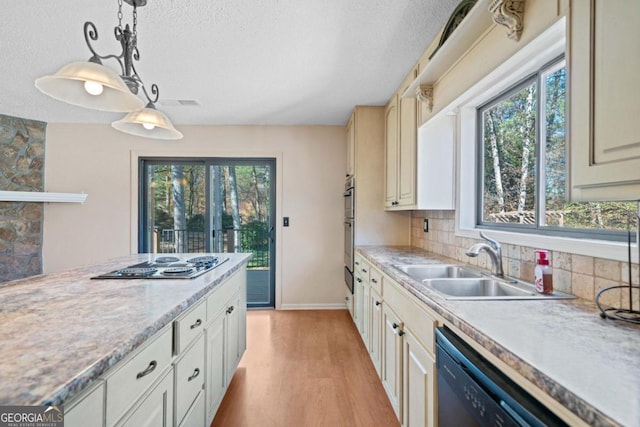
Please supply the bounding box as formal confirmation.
[402,329,436,427]
[385,67,418,210]
[570,0,640,200]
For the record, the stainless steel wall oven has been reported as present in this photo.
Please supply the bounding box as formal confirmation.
[344,175,355,293]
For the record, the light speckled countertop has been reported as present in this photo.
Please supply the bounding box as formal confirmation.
[0,253,251,406]
[357,246,640,427]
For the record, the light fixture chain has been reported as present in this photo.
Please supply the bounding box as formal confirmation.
[133,5,138,38]
[117,0,124,29]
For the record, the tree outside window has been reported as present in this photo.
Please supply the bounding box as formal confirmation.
[478,58,636,239]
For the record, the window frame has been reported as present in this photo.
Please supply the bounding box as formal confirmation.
[451,17,639,262]
[474,56,632,243]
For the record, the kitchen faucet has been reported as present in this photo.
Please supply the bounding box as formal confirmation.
[465,232,504,278]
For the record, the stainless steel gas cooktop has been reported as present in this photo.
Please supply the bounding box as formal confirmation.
[91,255,229,280]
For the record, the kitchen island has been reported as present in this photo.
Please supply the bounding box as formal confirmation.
[0,252,250,414]
[357,246,640,427]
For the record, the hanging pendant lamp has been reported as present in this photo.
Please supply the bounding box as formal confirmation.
[112,102,183,140]
[35,0,183,140]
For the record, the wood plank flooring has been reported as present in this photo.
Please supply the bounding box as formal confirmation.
[211,310,399,427]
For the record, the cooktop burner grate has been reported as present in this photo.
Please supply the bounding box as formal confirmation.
[154,256,181,263]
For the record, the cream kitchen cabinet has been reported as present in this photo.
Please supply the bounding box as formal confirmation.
[205,266,247,423]
[174,334,205,426]
[369,287,383,377]
[381,303,404,420]
[402,329,436,427]
[346,113,355,177]
[347,106,410,248]
[385,67,419,209]
[117,368,174,427]
[64,381,104,427]
[570,1,640,201]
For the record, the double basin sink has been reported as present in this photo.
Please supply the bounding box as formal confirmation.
[393,264,574,301]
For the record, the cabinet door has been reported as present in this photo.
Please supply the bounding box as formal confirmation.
[402,330,436,427]
[570,1,640,200]
[353,275,364,331]
[398,69,418,207]
[65,382,104,427]
[369,289,383,377]
[345,288,354,318]
[205,311,226,421]
[382,304,403,422]
[118,369,174,427]
[225,291,242,383]
[174,334,205,426]
[361,282,371,345]
[385,96,399,207]
[347,113,355,177]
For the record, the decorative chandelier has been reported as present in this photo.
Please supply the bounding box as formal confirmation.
[35,0,183,140]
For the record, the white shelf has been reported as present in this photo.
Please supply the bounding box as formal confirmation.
[403,0,495,98]
[0,191,87,203]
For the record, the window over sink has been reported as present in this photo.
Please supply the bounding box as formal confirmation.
[476,57,636,241]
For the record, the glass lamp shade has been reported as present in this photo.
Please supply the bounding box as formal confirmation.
[35,61,145,112]
[112,106,183,140]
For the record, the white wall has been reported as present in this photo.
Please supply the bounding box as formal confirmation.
[43,124,346,309]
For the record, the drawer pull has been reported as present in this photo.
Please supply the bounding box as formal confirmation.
[362,268,367,273]
[190,319,202,329]
[226,305,235,314]
[188,368,200,382]
[136,360,157,379]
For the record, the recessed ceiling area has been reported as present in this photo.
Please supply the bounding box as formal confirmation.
[1,0,459,126]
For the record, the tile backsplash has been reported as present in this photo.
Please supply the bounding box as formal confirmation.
[411,210,637,307]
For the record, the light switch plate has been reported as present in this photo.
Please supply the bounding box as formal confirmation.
[283,217,290,227]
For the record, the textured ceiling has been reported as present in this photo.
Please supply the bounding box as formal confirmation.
[1,0,459,126]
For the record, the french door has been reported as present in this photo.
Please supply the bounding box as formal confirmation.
[139,158,276,308]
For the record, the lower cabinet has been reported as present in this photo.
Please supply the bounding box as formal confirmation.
[117,368,174,427]
[63,265,247,427]
[369,289,383,376]
[381,304,404,421]
[402,329,436,427]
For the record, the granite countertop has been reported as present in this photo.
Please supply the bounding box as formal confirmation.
[0,253,251,406]
[357,245,640,427]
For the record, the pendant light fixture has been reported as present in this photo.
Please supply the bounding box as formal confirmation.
[35,0,183,140]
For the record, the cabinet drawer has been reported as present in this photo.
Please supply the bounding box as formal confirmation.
[105,326,173,427]
[175,334,205,426]
[384,277,437,355]
[359,261,371,283]
[370,267,383,295]
[207,270,242,321]
[174,300,206,355]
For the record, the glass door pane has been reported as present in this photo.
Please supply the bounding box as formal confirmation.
[142,162,207,253]
[210,161,275,308]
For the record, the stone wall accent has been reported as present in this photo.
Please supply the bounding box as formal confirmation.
[0,114,46,282]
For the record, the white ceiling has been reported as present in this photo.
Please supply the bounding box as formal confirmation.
[1,0,459,126]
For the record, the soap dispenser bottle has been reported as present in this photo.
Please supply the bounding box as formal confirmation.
[534,250,553,294]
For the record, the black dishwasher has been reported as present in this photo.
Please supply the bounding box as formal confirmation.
[435,326,568,427]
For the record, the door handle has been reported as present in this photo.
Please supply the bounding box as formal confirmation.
[269,226,275,244]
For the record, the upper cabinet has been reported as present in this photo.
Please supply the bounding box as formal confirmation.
[346,114,355,178]
[385,67,418,210]
[570,1,640,201]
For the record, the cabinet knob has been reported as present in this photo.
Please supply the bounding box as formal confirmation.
[371,278,377,284]
[190,318,202,329]
[375,301,381,306]
[226,305,235,314]
[188,368,200,382]
[357,278,362,283]
[136,360,157,379]
[398,330,405,337]
[392,322,399,329]
[362,268,367,273]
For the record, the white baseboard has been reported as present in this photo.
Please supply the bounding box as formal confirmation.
[278,303,347,310]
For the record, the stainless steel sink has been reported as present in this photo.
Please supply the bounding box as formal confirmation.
[393,264,482,280]
[393,264,575,300]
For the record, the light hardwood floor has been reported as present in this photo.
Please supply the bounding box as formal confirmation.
[211,310,400,427]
